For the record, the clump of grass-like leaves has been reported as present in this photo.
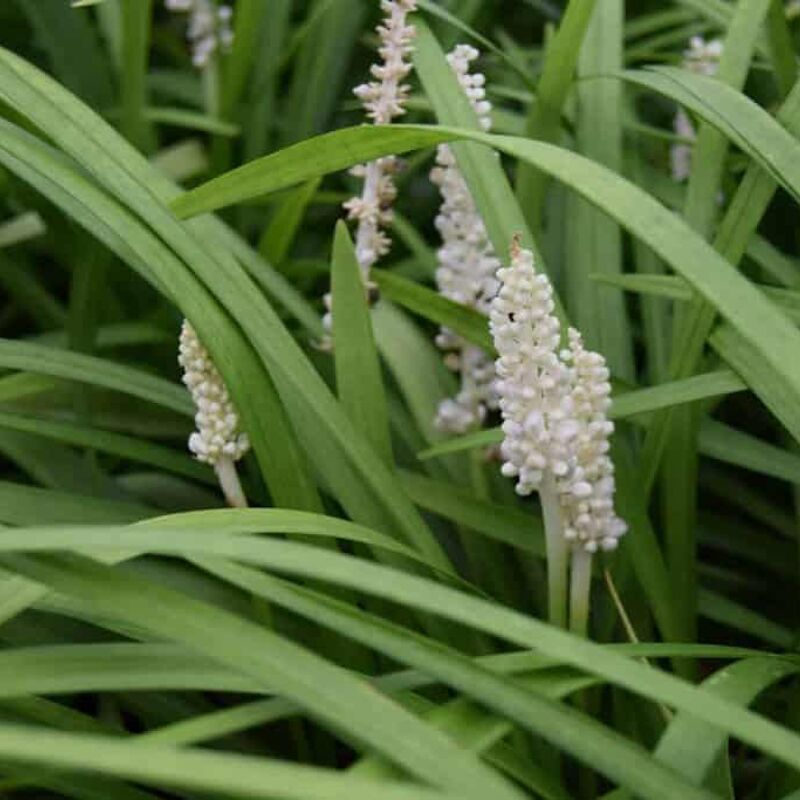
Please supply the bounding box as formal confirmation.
[0,1,798,798]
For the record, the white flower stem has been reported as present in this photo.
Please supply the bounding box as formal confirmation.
[214,456,248,508]
[569,547,593,637]
[540,473,568,628]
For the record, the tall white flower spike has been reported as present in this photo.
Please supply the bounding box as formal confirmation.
[323,0,417,336]
[491,239,626,632]
[344,0,417,279]
[178,320,249,507]
[432,45,501,433]
[670,36,723,181]
[165,0,234,69]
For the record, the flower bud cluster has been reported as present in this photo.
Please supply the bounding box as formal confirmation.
[490,243,625,553]
[671,36,723,181]
[178,320,249,465]
[432,45,500,433]
[165,0,234,69]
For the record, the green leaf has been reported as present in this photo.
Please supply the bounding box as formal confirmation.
[516,0,598,224]
[622,67,800,208]
[0,721,460,800]
[399,470,544,555]
[0,339,192,416]
[372,269,494,353]
[0,482,153,525]
[332,222,393,463]
[0,212,46,249]
[565,0,634,379]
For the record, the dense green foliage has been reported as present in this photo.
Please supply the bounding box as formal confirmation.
[0,0,799,797]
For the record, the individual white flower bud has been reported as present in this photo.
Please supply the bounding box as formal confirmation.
[432,45,500,433]
[178,320,249,466]
[491,241,626,553]
[671,36,723,181]
[165,0,234,69]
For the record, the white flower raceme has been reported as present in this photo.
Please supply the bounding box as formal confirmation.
[490,242,625,553]
[165,0,234,68]
[178,320,249,466]
[670,36,723,181]
[343,0,417,280]
[432,45,500,433]
[558,329,627,553]
[788,0,800,20]
[323,0,417,337]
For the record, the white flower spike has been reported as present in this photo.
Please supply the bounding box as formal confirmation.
[343,0,417,279]
[490,240,625,555]
[671,36,723,181]
[432,45,499,433]
[178,320,249,506]
[165,0,234,69]
[323,0,417,337]
[558,329,627,554]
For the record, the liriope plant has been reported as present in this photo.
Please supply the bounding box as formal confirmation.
[0,2,799,799]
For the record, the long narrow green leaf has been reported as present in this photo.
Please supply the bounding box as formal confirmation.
[332,222,393,463]
[0,722,457,800]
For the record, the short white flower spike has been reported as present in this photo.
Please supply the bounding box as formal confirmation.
[179,321,250,465]
[558,329,627,554]
[178,321,249,506]
[670,36,723,181]
[432,45,500,433]
[165,0,234,69]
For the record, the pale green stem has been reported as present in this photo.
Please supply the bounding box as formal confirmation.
[215,456,248,508]
[569,547,593,637]
[540,472,568,628]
